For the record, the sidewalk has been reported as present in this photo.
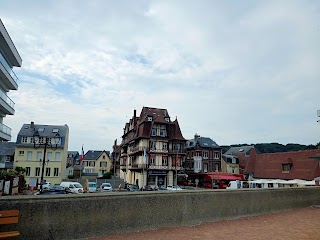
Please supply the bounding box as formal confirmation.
[84,206,320,240]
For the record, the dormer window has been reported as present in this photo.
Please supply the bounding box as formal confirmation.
[52,128,59,133]
[165,117,170,122]
[282,164,291,173]
[148,116,153,121]
[38,127,45,132]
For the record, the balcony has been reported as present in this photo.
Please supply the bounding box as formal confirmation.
[148,164,170,170]
[128,146,150,155]
[0,122,11,139]
[0,89,15,115]
[169,149,186,154]
[128,164,147,170]
[0,52,18,89]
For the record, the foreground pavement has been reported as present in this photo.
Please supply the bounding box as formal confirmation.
[83,206,320,240]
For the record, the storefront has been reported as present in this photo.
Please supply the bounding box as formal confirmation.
[147,170,168,186]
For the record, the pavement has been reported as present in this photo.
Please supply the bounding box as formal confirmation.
[83,206,320,240]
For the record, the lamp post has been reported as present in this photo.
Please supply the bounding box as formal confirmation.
[33,130,60,193]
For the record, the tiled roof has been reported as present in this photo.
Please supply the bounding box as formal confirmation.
[84,150,110,160]
[247,149,320,180]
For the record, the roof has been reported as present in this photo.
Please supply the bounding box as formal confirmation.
[84,150,110,160]
[225,146,255,156]
[186,136,220,149]
[0,142,15,156]
[16,122,69,147]
[222,154,240,164]
[247,149,320,180]
[123,107,185,142]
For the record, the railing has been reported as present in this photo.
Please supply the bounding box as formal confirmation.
[129,146,150,154]
[169,149,186,154]
[128,164,148,169]
[0,122,12,136]
[0,52,19,84]
[0,89,15,110]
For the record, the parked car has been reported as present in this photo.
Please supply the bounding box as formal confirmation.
[88,182,97,193]
[154,185,168,191]
[100,183,113,192]
[127,185,140,191]
[166,185,184,190]
[37,181,51,190]
[42,185,72,194]
[60,182,84,194]
[140,185,154,191]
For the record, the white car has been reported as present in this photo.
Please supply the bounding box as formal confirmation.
[37,182,51,190]
[166,185,184,190]
[100,183,113,192]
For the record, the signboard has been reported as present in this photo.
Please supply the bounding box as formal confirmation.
[148,170,167,176]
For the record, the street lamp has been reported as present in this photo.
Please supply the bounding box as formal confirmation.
[33,130,61,192]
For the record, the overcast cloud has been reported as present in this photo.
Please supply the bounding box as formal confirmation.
[1,0,319,152]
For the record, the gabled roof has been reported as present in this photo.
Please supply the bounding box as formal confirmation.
[248,149,320,180]
[84,150,110,160]
[68,151,79,158]
[0,142,15,156]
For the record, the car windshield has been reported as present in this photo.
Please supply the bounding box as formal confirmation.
[103,184,111,187]
[89,183,96,187]
[74,183,83,188]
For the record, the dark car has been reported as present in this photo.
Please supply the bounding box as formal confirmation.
[41,185,72,194]
[127,185,140,191]
[140,185,153,191]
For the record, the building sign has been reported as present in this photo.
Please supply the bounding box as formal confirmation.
[148,170,167,176]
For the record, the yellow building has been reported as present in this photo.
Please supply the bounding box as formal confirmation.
[221,154,240,174]
[14,122,69,185]
[82,150,112,179]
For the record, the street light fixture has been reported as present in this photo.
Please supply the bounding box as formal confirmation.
[33,130,61,193]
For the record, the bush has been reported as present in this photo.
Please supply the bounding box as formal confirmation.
[101,172,113,179]
[67,175,74,179]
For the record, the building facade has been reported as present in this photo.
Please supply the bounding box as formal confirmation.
[185,134,222,174]
[14,122,69,185]
[0,19,22,142]
[0,142,15,170]
[120,107,186,188]
[221,154,240,174]
[82,150,112,179]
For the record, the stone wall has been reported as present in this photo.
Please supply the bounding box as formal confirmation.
[1,187,319,240]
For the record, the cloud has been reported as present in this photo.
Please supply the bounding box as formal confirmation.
[2,0,320,152]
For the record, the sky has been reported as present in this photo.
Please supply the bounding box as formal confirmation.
[1,0,320,153]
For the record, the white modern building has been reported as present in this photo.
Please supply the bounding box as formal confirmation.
[0,19,22,142]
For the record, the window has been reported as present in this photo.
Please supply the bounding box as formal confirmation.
[89,161,95,167]
[214,163,219,172]
[151,128,157,136]
[55,152,60,161]
[195,152,201,157]
[162,156,168,166]
[232,158,236,164]
[150,156,155,165]
[47,152,52,161]
[100,162,107,167]
[203,152,209,158]
[5,156,11,162]
[174,143,180,150]
[52,128,59,133]
[165,117,170,122]
[103,156,105,159]
[36,151,42,161]
[19,151,24,155]
[46,168,51,176]
[21,136,28,143]
[162,142,167,150]
[214,152,220,159]
[151,141,156,150]
[160,129,167,137]
[25,167,30,176]
[38,127,45,132]
[282,164,291,173]
[84,168,94,173]
[27,151,32,161]
[35,167,40,176]
[54,168,59,176]
[148,116,153,121]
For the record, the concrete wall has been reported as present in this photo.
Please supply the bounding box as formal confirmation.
[1,187,320,240]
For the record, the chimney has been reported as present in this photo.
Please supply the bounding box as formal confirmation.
[31,122,35,128]
[133,109,136,126]
[194,133,200,142]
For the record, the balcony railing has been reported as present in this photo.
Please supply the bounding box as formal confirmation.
[0,52,19,84]
[0,122,12,136]
[0,89,15,110]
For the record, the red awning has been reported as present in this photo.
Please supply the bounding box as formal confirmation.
[206,174,243,180]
